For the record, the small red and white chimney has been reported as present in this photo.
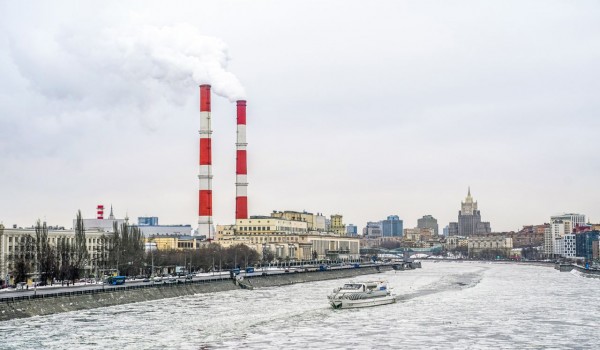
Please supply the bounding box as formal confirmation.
[97,205,104,220]
[198,85,213,237]
[235,100,248,220]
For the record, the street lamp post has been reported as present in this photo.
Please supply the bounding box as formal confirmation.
[151,248,154,277]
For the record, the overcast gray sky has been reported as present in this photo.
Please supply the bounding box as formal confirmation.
[1,1,599,232]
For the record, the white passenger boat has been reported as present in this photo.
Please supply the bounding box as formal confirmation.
[328,280,396,309]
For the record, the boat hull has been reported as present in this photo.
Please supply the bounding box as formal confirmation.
[330,295,396,309]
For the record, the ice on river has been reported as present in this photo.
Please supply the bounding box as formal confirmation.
[1,262,599,349]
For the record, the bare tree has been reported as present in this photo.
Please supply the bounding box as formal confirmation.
[73,210,88,277]
[13,234,35,283]
[109,222,145,276]
[34,220,54,285]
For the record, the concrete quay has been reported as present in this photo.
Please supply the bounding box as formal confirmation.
[0,265,393,322]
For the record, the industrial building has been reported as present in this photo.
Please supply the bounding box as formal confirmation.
[216,215,360,261]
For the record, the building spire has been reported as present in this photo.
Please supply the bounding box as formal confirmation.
[108,205,115,220]
[468,186,471,197]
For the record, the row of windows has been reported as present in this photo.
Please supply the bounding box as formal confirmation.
[4,236,105,244]
[239,226,306,232]
[245,236,299,243]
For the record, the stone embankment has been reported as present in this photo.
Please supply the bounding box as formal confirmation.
[0,265,392,321]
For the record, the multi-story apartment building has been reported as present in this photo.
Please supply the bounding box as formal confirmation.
[544,214,585,258]
[575,231,600,261]
[560,233,577,259]
[403,227,435,243]
[448,222,459,236]
[363,222,383,238]
[381,215,403,237]
[346,224,358,236]
[330,214,346,236]
[403,228,421,242]
[443,225,449,236]
[444,235,468,251]
[509,224,548,248]
[552,213,586,229]
[417,215,439,236]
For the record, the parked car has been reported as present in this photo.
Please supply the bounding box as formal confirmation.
[319,264,331,271]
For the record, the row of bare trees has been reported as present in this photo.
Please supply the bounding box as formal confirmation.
[146,243,261,274]
[107,221,145,276]
[7,210,147,284]
[5,212,273,282]
[10,213,88,285]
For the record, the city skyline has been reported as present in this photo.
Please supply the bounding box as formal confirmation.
[1,1,599,232]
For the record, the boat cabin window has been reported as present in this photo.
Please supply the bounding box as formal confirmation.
[342,284,362,290]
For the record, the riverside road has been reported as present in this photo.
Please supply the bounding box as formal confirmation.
[0,264,369,301]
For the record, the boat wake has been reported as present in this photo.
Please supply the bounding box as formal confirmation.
[570,269,600,279]
[395,268,486,302]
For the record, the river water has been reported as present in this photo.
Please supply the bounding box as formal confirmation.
[1,262,598,349]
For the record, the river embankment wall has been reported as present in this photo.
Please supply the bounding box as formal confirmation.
[572,264,600,277]
[0,265,392,322]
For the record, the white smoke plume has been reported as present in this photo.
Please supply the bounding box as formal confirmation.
[109,24,246,101]
[8,23,246,112]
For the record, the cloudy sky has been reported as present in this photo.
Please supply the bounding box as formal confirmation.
[1,1,599,232]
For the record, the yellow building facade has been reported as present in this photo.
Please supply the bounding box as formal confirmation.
[270,210,326,231]
[144,235,204,250]
[330,214,346,236]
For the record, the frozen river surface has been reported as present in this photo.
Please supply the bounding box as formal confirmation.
[2,262,599,349]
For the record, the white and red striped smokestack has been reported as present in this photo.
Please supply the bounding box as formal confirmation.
[235,100,248,220]
[198,85,213,237]
[97,205,104,220]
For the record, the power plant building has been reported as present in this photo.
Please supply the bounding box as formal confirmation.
[271,210,326,231]
[77,205,126,233]
[216,215,360,261]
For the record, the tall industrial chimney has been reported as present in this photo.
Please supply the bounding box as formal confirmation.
[198,85,213,237]
[97,205,104,220]
[235,100,248,220]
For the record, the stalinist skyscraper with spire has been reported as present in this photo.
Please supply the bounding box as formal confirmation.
[448,188,491,236]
